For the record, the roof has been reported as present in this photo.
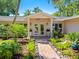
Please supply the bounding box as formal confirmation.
[0,16,26,24]
[0,13,79,23]
[25,12,53,18]
[54,15,79,21]
[0,16,24,21]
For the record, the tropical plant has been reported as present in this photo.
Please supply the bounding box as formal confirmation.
[12,0,21,24]
[55,40,71,50]
[0,40,22,59]
[32,7,42,13]
[0,24,9,39]
[27,39,35,53]
[65,32,79,42]
[65,32,79,50]
[71,56,79,59]
[62,49,74,56]
[0,0,18,16]
[10,24,27,39]
[27,39,35,59]
[49,0,79,16]
[24,9,31,16]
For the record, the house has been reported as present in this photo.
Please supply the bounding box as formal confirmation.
[0,12,79,38]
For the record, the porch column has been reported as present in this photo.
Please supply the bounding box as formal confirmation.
[27,18,30,39]
[50,18,53,37]
[62,22,64,33]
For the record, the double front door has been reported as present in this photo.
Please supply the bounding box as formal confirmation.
[33,24,45,36]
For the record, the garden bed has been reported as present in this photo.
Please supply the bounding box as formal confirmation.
[50,38,79,59]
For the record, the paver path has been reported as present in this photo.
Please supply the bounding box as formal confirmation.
[38,43,60,59]
[34,36,60,59]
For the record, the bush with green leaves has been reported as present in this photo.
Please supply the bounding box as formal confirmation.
[0,40,22,59]
[0,24,9,39]
[61,49,74,56]
[27,39,35,53]
[53,30,64,38]
[27,39,35,59]
[71,56,79,59]
[65,32,79,42]
[50,38,63,44]
[55,40,71,50]
[65,32,79,50]
[10,24,27,38]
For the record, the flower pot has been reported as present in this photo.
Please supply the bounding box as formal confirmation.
[71,43,79,50]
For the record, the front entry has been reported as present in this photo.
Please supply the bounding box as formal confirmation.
[33,24,45,36]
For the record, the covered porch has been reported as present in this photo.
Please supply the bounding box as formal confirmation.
[26,13,53,39]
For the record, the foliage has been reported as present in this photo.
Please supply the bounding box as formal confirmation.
[65,32,79,42]
[24,7,43,16]
[71,56,79,59]
[62,49,74,56]
[55,41,71,50]
[50,0,79,16]
[0,24,9,39]
[50,38,71,50]
[10,24,27,38]
[27,39,35,53]
[24,9,31,16]
[0,40,22,59]
[50,38,63,44]
[53,30,64,38]
[65,32,79,50]
[27,39,35,59]
[32,7,42,13]
[0,0,18,16]
[12,0,21,24]
[23,53,33,59]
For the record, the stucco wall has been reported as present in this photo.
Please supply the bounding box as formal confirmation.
[63,18,79,33]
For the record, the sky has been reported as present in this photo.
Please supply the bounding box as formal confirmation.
[19,0,58,16]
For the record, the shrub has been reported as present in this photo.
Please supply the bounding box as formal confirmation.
[53,30,64,38]
[62,49,74,56]
[50,38,63,44]
[27,39,35,53]
[71,56,79,59]
[55,40,71,50]
[65,32,79,50]
[0,40,22,59]
[10,24,27,38]
[65,32,79,42]
[0,24,9,39]
[50,38,57,44]
[27,39,35,59]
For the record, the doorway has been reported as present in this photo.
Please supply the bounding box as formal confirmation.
[33,24,45,36]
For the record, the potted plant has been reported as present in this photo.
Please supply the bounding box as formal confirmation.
[30,29,32,32]
[71,39,79,50]
[46,29,50,32]
[67,32,79,50]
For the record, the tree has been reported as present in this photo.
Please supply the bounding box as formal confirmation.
[0,0,18,16]
[24,9,31,16]
[32,7,42,13]
[12,0,21,24]
[49,0,79,16]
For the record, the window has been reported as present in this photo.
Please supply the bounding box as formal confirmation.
[53,23,62,32]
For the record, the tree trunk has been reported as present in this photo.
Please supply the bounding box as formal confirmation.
[12,0,21,24]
